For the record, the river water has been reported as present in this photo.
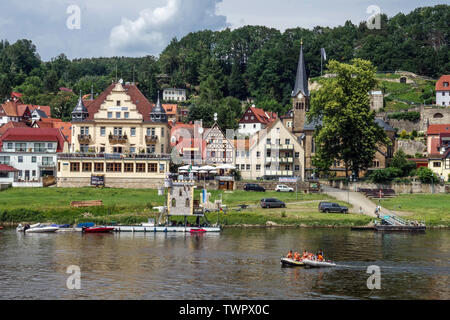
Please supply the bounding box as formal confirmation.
[0,227,448,300]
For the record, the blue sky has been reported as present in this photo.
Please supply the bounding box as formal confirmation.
[0,0,446,61]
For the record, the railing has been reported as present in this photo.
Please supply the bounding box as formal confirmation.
[266,144,294,150]
[109,134,128,144]
[39,162,56,167]
[78,134,92,144]
[58,153,171,160]
[265,170,294,176]
[145,135,159,144]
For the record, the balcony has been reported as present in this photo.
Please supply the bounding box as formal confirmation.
[109,134,128,145]
[266,157,294,164]
[265,170,294,176]
[145,135,159,145]
[266,144,294,150]
[78,134,92,144]
[39,161,56,168]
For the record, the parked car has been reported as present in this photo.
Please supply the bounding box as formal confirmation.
[276,185,294,192]
[261,198,286,209]
[244,183,266,192]
[318,202,348,214]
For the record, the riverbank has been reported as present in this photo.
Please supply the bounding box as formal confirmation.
[0,188,448,227]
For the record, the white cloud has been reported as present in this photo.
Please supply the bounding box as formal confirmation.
[109,0,229,56]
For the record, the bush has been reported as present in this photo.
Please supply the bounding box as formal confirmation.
[370,167,403,184]
[389,112,421,122]
[414,167,439,184]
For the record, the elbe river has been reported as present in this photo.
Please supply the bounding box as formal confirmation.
[0,228,448,300]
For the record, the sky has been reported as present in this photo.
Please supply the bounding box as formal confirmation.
[0,0,446,61]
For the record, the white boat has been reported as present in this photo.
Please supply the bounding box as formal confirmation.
[16,223,58,233]
[302,259,336,268]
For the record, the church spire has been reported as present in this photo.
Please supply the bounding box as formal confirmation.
[71,90,89,122]
[292,40,309,97]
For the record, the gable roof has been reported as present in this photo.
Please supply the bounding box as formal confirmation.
[0,101,20,117]
[162,104,177,116]
[83,83,155,122]
[0,128,67,152]
[0,121,29,136]
[23,105,51,117]
[0,164,17,172]
[241,106,278,125]
[436,75,450,91]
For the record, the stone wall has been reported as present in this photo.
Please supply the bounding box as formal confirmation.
[397,140,427,156]
[379,106,450,132]
[387,119,421,132]
[57,177,165,189]
[0,183,11,191]
[325,180,446,194]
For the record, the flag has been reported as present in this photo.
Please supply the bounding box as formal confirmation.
[321,48,327,61]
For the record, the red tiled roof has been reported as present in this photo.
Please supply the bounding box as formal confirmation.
[0,128,67,152]
[240,106,277,125]
[1,101,20,117]
[436,75,450,91]
[427,124,450,135]
[0,121,29,136]
[429,137,441,156]
[83,83,154,122]
[162,104,177,116]
[24,105,51,117]
[0,164,17,172]
[52,121,72,144]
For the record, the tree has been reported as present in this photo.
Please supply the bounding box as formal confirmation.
[309,59,389,177]
[415,167,439,184]
[390,150,417,177]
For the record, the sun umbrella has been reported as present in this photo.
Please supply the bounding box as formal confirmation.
[199,170,208,174]
[216,164,236,170]
[201,165,216,171]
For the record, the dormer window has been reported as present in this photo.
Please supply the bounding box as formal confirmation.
[444,82,449,87]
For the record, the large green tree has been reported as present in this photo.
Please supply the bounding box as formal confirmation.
[309,59,389,177]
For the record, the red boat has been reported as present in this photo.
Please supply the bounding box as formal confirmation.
[190,229,207,234]
[83,226,115,234]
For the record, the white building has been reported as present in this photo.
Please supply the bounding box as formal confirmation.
[235,118,304,181]
[163,88,187,102]
[238,106,277,136]
[436,75,450,106]
[0,128,68,187]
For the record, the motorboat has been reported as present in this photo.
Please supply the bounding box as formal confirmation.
[82,226,115,234]
[281,258,305,267]
[302,259,336,268]
[190,228,207,234]
[16,223,58,233]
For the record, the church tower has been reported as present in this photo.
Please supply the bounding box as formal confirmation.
[71,91,89,122]
[292,41,310,135]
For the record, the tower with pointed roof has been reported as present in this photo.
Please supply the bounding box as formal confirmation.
[150,92,168,123]
[71,91,89,122]
[292,40,310,135]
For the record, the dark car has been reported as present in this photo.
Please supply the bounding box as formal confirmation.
[244,183,266,192]
[261,198,286,209]
[318,202,348,214]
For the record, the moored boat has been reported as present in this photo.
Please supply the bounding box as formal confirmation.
[190,228,207,234]
[302,259,336,268]
[83,226,115,234]
[16,224,59,233]
[281,258,305,267]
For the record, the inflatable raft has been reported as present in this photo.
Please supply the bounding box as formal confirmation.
[302,259,336,268]
[281,258,305,267]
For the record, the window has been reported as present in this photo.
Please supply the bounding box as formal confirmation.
[80,127,89,135]
[80,144,89,153]
[106,163,122,172]
[15,143,26,152]
[34,143,45,152]
[131,128,136,137]
[266,139,271,145]
[124,112,129,119]
[124,163,134,172]
[7,143,13,150]
[246,164,251,171]
[116,101,121,106]
[113,127,123,136]
[18,156,23,163]
[161,144,165,154]
[257,152,261,158]
[147,145,155,153]
[285,139,290,145]
[148,163,157,172]
[100,127,106,136]
[295,165,300,171]
[32,156,37,163]
[160,164,165,173]
[82,163,92,172]
[116,112,121,119]
[108,112,113,119]
[295,152,300,158]
[185,198,190,208]
[94,163,104,172]
[136,163,146,173]
[47,143,53,149]
[113,147,123,154]
[0,156,10,165]
[130,147,136,154]
[433,162,441,168]
[70,162,80,172]
[256,165,261,171]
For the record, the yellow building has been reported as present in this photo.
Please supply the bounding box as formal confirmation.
[429,150,450,182]
[70,82,169,155]
[57,82,171,188]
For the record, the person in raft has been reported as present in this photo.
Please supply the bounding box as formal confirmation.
[286,250,293,259]
[316,250,324,262]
